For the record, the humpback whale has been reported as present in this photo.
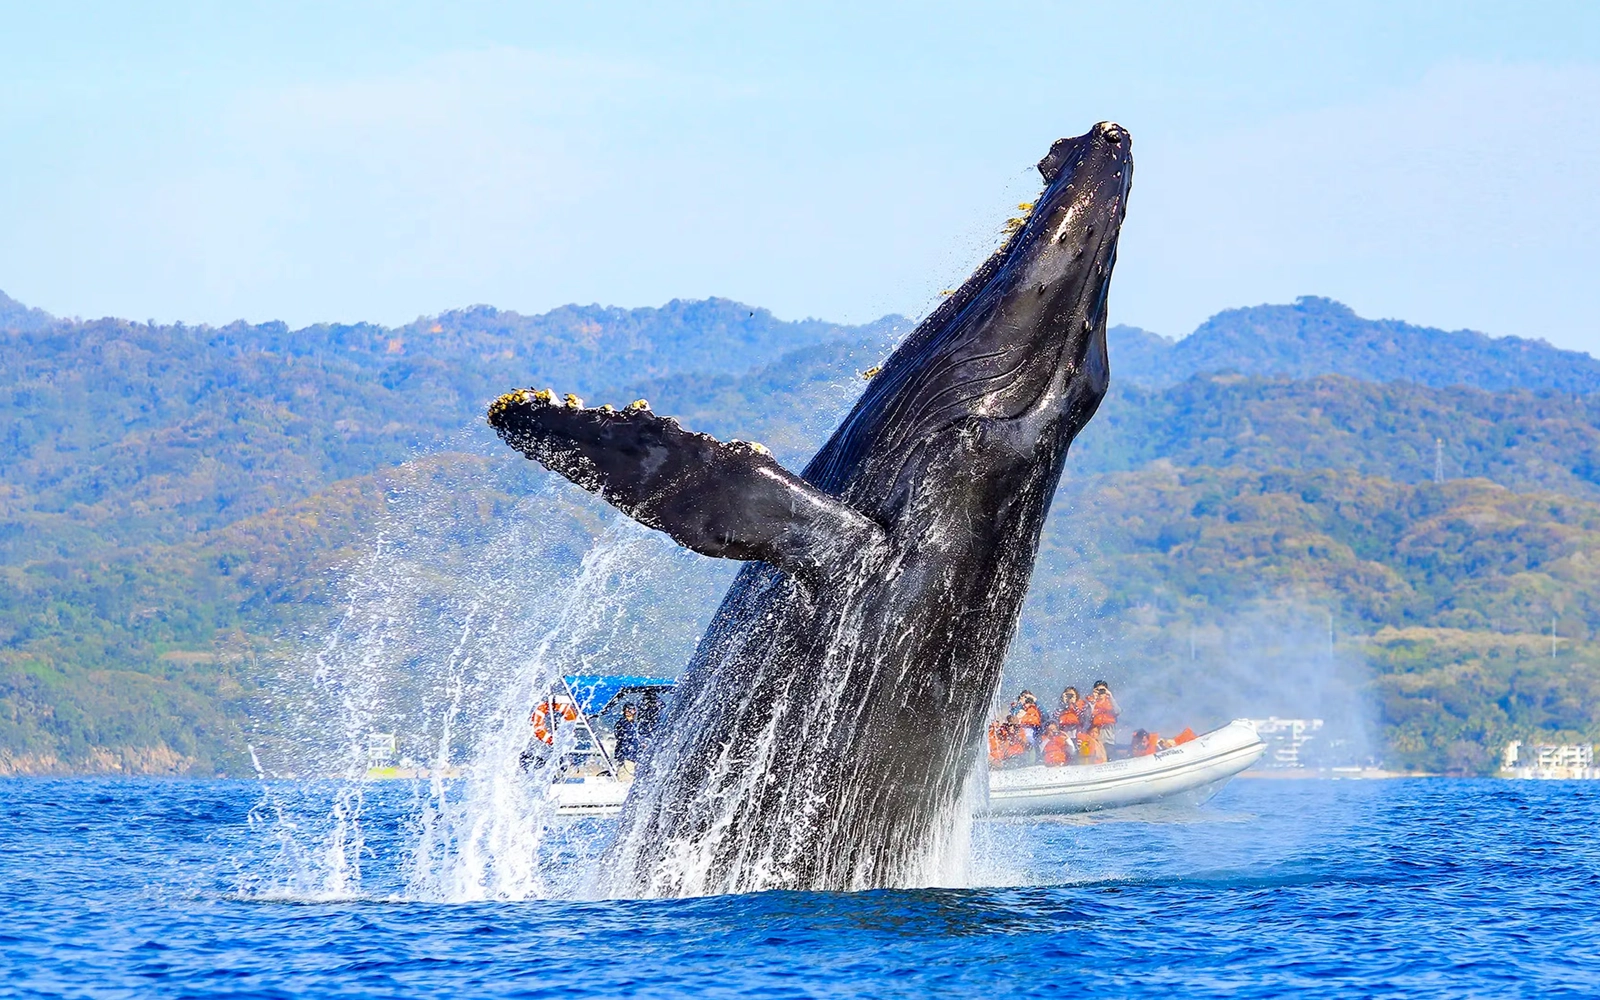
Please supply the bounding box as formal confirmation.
[489,122,1132,896]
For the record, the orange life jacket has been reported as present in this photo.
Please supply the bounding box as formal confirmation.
[1090,693,1118,729]
[1018,703,1042,729]
[1134,732,1159,757]
[1058,700,1085,729]
[1077,731,1107,765]
[531,699,578,744]
[989,722,1027,765]
[1042,733,1071,767]
[1173,727,1197,745]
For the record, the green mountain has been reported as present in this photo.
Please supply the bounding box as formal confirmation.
[1072,375,1600,500]
[5,288,1600,775]
[1,300,903,559]
[1111,296,1600,393]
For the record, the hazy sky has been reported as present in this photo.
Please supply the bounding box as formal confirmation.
[3,2,1597,349]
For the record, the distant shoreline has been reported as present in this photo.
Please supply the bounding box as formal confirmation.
[1239,768,1441,780]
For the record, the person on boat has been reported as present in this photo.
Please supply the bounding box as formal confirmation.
[988,718,1028,768]
[1075,726,1108,766]
[613,703,642,779]
[1014,692,1043,757]
[1011,708,1040,762]
[1057,686,1088,734]
[1089,680,1120,746]
[1155,728,1197,751]
[1009,691,1042,741]
[1131,728,1159,757]
[1041,723,1072,767]
[637,689,664,744]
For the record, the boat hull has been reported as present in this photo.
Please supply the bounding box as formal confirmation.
[554,720,1266,819]
[983,720,1265,816]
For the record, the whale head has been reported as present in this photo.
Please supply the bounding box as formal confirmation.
[808,122,1132,494]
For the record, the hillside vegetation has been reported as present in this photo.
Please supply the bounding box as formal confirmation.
[1112,296,1600,393]
[5,290,1599,774]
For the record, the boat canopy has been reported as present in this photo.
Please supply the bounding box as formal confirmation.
[561,675,676,718]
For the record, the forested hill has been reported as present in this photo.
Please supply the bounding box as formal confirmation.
[0,290,52,333]
[1110,296,1600,393]
[6,287,1600,776]
[1,296,904,558]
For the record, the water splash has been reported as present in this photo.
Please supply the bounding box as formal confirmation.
[403,530,660,902]
[238,456,727,902]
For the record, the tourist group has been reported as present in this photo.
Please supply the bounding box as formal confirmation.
[988,681,1196,768]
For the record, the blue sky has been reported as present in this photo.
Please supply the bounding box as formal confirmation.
[2,1,1597,348]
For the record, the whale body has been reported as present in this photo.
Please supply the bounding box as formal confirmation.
[489,122,1132,895]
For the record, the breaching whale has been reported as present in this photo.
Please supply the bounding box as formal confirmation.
[489,122,1132,896]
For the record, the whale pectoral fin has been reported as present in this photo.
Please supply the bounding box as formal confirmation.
[489,391,886,576]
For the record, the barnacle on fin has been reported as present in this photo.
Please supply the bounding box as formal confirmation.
[487,390,527,421]
[1001,201,1036,241]
[859,365,882,380]
[627,399,650,412]
[532,388,556,403]
[563,393,584,408]
[600,403,615,413]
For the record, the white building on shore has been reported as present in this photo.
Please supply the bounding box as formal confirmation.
[1501,741,1600,779]
[1245,717,1324,768]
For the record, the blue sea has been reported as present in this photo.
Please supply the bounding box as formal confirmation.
[3,777,1597,998]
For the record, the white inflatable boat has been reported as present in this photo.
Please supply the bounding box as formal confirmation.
[983,719,1266,816]
[551,719,1264,819]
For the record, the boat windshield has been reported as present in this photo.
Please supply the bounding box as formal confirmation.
[555,674,677,776]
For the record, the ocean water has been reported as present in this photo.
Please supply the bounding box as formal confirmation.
[3,777,1597,998]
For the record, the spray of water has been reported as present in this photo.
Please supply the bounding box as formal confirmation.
[403,530,659,902]
[239,456,728,902]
